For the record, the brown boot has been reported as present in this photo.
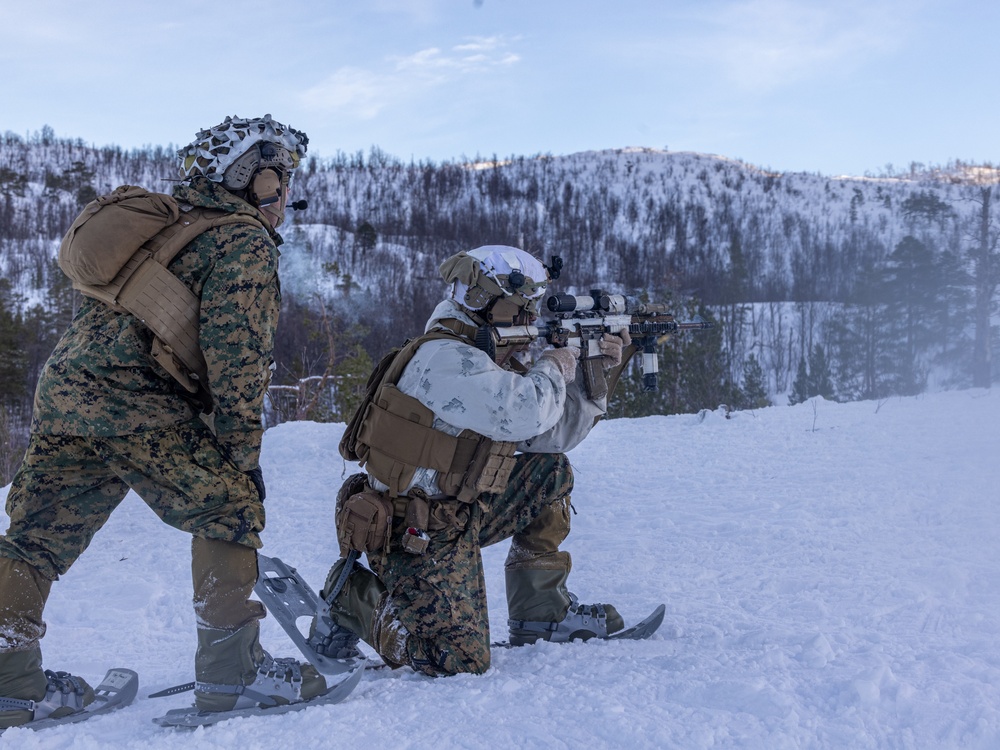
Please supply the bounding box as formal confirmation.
[506,562,623,645]
[194,622,327,712]
[0,558,87,728]
[320,557,387,644]
[0,647,94,728]
[191,539,326,712]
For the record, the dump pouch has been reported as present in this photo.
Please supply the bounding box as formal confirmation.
[335,474,394,558]
[400,494,431,554]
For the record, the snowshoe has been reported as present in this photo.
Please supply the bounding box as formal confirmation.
[153,654,363,728]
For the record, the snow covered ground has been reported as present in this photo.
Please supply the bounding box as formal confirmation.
[1,389,998,749]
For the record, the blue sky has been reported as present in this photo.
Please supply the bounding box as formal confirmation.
[3,0,997,177]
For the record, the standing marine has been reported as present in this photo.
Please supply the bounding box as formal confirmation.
[0,115,328,727]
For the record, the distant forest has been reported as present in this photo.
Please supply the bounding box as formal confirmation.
[1,127,998,482]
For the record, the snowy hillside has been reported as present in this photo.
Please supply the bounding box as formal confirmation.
[1,389,998,749]
[3,133,996,409]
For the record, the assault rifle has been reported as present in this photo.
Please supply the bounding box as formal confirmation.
[495,289,715,400]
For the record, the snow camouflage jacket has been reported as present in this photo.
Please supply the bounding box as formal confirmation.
[30,177,281,472]
[368,299,607,498]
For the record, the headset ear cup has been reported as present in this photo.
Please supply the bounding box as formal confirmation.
[251,169,287,227]
[251,169,282,207]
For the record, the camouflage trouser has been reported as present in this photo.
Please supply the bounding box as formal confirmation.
[0,419,265,582]
[367,451,573,677]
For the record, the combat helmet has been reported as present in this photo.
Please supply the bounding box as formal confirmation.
[439,246,551,326]
[177,114,308,227]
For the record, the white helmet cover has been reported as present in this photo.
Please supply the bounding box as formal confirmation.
[177,114,308,190]
[440,245,549,313]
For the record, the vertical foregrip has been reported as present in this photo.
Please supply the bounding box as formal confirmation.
[582,356,608,400]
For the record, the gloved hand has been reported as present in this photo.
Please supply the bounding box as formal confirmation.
[245,467,266,502]
[598,328,632,369]
[538,345,580,384]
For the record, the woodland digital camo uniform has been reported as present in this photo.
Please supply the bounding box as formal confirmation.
[0,176,278,637]
[324,297,610,676]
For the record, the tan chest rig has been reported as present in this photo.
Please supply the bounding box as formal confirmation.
[341,320,518,502]
[336,321,521,557]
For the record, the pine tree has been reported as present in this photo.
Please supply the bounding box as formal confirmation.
[879,236,937,395]
[0,279,29,484]
[825,262,894,401]
[333,343,374,421]
[931,249,973,386]
[676,304,731,412]
[807,344,835,400]
[739,353,771,409]
[0,279,26,407]
[969,187,999,388]
[789,356,810,405]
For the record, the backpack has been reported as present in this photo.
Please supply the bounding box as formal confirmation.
[58,185,267,410]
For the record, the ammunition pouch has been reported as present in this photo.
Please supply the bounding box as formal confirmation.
[335,472,482,559]
[335,473,394,558]
[439,436,518,501]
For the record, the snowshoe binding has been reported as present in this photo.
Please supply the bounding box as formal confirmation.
[508,594,665,646]
[0,667,138,732]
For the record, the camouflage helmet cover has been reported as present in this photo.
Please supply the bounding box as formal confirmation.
[439,246,549,314]
[177,114,308,190]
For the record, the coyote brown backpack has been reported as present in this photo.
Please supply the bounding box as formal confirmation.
[58,184,267,411]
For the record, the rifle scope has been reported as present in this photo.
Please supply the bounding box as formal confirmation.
[546,290,636,314]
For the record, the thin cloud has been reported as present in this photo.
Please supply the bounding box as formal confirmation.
[687,0,912,92]
[392,39,520,73]
[299,68,389,119]
[453,35,511,53]
[299,36,520,117]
